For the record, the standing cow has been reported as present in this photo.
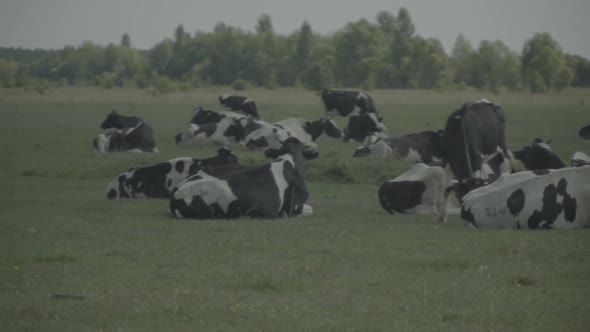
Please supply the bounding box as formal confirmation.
[170,137,309,219]
[441,99,509,181]
[461,166,590,229]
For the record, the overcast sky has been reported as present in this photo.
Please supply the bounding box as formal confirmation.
[1,0,589,58]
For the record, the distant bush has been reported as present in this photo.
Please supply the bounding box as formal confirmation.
[232,79,251,91]
[152,76,176,94]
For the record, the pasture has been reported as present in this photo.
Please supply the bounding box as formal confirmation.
[0,87,589,331]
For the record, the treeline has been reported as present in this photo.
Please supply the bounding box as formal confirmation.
[1,8,590,94]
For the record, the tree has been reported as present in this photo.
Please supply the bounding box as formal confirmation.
[294,21,313,73]
[256,14,273,34]
[121,33,131,48]
[522,32,565,91]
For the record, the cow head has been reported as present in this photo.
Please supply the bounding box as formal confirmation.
[205,147,239,167]
[511,138,565,171]
[321,117,342,139]
[242,99,260,119]
[265,138,319,161]
[175,124,199,145]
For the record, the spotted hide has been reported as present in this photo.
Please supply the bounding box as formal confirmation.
[106,148,238,199]
[175,116,263,146]
[170,138,309,219]
[460,166,590,229]
[321,89,377,116]
[219,94,260,119]
[93,123,158,153]
[378,163,453,223]
[353,130,444,165]
[511,138,565,171]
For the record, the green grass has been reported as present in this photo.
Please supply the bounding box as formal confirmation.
[0,87,589,331]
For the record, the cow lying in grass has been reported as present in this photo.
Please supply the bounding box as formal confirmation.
[93,123,158,153]
[106,148,238,199]
[170,137,310,219]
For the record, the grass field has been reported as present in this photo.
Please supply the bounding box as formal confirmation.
[0,87,589,331]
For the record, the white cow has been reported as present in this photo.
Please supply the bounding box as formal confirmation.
[461,166,590,229]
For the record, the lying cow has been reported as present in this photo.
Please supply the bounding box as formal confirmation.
[99,111,156,152]
[175,116,262,146]
[94,123,158,153]
[461,166,590,229]
[579,125,590,140]
[378,163,453,223]
[321,89,377,116]
[571,151,590,167]
[353,130,444,165]
[243,117,341,149]
[106,147,239,199]
[511,138,566,171]
[170,137,309,219]
[219,94,259,119]
[343,112,388,143]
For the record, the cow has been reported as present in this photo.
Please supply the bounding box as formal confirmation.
[170,137,309,219]
[243,117,341,150]
[219,94,260,119]
[343,112,388,143]
[321,89,377,116]
[100,110,142,129]
[378,163,454,223]
[460,166,590,229]
[93,123,158,153]
[511,138,566,171]
[579,125,590,139]
[106,147,239,199]
[99,111,156,151]
[353,130,444,165]
[571,151,590,167]
[175,116,263,146]
[441,99,509,181]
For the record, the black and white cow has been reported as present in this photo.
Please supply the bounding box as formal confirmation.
[511,138,566,171]
[343,112,388,143]
[170,137,309,219]
[441,99,509,181]
[94,123,158,153]
[243,117,341,150]
[175,116,263,146]
[378,163,454,223]
[100,110,143,129]
[106,147,239,199]
[460,166,590,229]
[353,130,444,165]
[571,151,590,167]
[99,111,156,151]
[219,94,260,119]
[579,125,590,140]
[321,89,377,116]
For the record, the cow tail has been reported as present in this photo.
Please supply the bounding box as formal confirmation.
[460,116,474,178]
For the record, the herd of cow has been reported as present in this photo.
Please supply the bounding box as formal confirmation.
[95,89,590,230]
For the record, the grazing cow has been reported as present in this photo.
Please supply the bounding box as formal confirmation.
[461,166,590,229]
[175,116,262,146]
[93,123,158,153]
[100,110,142,129]
[579,125,590,139]
[243,117,341,150]
[441,99,508,181]
[219,94,260,119]
[106,147,239,199]
[321,89,377,116]
[378,163,453,223]
[343,112,388,143]
[170,137,309,219]
[571,151,590,167]
[353,130,444,165]
[511,138,566,171]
